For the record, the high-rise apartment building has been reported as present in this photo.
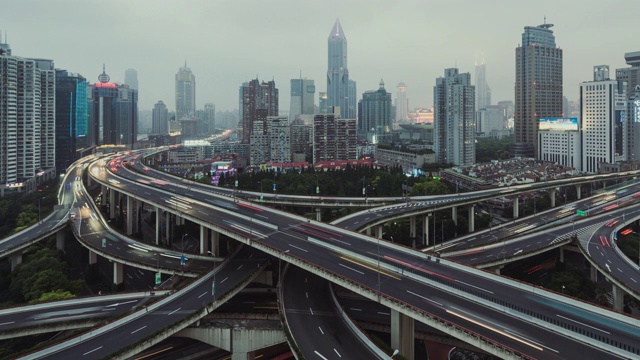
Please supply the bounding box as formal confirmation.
[627,86,640,162]
[395,82,408,124]
[289,78,315,123]
[616,51,640,162]
[580,65,627,173]
[88,66,138,148]
[434,68,475,165]
[249,116,289,165]
[290,118,312,162]
[241,78,278,143]
[152,101,169,135]
[513,22,563,158]
[175,63,196,120]
[0,40,56,195]
[204,103,216,133]
[55,70,89,173]
[313,114,356,163]
[476,105,504,134]
[124,68,138,90]
[475,62,491,111]
[327,19,356,119]
[318,92,328,114]
[357,80,392,143]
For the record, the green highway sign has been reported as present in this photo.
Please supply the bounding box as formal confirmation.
[576,210,587,217]
[155,272,161,285]
[211,280,215,295]
[102,238,107,248]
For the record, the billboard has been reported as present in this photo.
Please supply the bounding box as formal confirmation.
[539,117,578,131]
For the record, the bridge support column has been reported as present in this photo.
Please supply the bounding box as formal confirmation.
[109,189,116,219]
[210,230,220,257]
[451,207,457,225]
[165,212,171,245]
[423,214,429,246]
[590,265,598,282]
[494,266,503,275]
[376,225,383,239]
[612,285,624,311]
[113,262,123,285]
[391,309,414,360]
[468,205,475,233]
[200,226,210,255]
[155,206,160,245]
[559,247,565,263]
[87,174,92,187]
[409,216,416,239]
[575,184,582,200]
[231,351,255,360]
[316,208,321,222]
[89,250,97,265]
[513,197,519,219]
[126,196,134,235]
[101,185,107,206]
[10,254,22,271]
[366,227,372,236]
[548,189,556,208]
[56,231,65,253]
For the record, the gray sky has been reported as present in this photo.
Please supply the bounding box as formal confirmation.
[2,0,638,114]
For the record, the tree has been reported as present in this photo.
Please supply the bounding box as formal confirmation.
[31,290,76,304]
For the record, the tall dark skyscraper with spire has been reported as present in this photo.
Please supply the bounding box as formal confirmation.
[327,19,356,119]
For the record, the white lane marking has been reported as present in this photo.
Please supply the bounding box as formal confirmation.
[334,348,342,357]
[339,263,364,275]
[314,351,328,360]
[198,292,207,298]
[407,290,443,306]
[503,329,559,353]
[306,292,308,298]
[350,308,362,311]
[309,308,314,315]
[631,278,637,283]
[168,307,181,316]
[255,214,268,219]
[237,265,243,270]
[288,243,308,252]
[221,277,228,283]
[83,346,103,356]
[556,314,610,334]
[106,300,137,307]
[318,326,324,335]
[131,325,147,334]
[457,280,494,294]
[0,321,15,326]
[198,210,209,216]
[332,238,351,246]
[377,312,390,315]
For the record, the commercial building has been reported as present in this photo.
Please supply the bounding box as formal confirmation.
[289,78,315,123]
[476,105,504,135]
[327,19,356,119]
[357,80,392,143]
[537,117,580,169]
[196,103,215,134]
[152,101,169,135]
[124,68,138,90]
[375,147,435,175]
[475,62,491,111]
[513,22,563,158]
[434,68,475,165]
[55,70,89,173]
[395,82,408,124]
[175,63,196,120]
[616,51,640,162]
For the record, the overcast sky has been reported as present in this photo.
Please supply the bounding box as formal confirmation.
[2,0,638,114]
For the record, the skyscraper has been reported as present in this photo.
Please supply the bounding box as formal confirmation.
[241,78,278,143]
[357,80,392,143]
[327,19,356,119]
[152,101,169,135]
[475,62,491,111]
[124,68,138,90]
[289,78,315,123]
[204,103,216,133]
[616,51,640,162]
[175,63,196,120]
[55,69,89,173]
[513,22,563,158]
[434,68,475,165]
[580,65,627,173]
[395,82,408,124]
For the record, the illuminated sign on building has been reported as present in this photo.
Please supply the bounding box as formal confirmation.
[539,117,578,131]
[94,82,117,88]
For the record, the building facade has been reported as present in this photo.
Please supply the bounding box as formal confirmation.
[616,51,640,162]
[475,62,491,111]
[513,23,563,158]
[124,68,138,90]
[538,128,580,169]
[290,118,312,162]
[477,105,504,134]
[434,68,475,165]
[55,70,89,173]
[175,63,196,120]
[395,82,408,125]
[313,114,356,163]
[327,19,356,119]
[241,78,278,143]
[289,78,315,123]
[357,80,392,143]
[152,100,169,135]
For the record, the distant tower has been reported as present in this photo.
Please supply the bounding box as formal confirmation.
[395,82,408,124]
[327,19,356,118]
[124,68,138,90]
[513,22,563,158]
[175,63,196,120]
[152,101,169,135]
[358,79,392,143]
[474,61,491,111]
[434,68,475,165]
[289,77,315,123]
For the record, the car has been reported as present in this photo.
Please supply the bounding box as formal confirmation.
[69,212,77,221]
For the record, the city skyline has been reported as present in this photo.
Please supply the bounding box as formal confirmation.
[1,0,638,114]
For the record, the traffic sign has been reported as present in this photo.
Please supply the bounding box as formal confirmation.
[155,272,161,285]
[211,280,215,295]
[180,254,186,265]
[576,210,587,217]
[102,238,107,248]
[235,180,238,187]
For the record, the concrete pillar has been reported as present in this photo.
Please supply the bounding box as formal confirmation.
[315,208,321,222]
[590,265,598,282]
[109,189,116,219]
[200,226,210,255]
[231,351,255,360]
[210,230,220,257]
[101,185,107,206]
[113,262,124,285]
[391,309,415,360]
[559,247,565,263]
[468,206,475,233]
[423,215,429,246]
[376,225,384,239]
[126,196,133,235]
[612,285,624,312]
[513,197,519,219]
[155,206,160,245]
[549,189,556,208]
[366,227,372,236]
[494,266,503,275]
[87,174,92,187]
[89,250,97,265]
[56,231,65,253]
[165,211,171,245]
[409,216,416,238]
[451,207,457,225]
[576,184,582,200]
[10,254,22,271]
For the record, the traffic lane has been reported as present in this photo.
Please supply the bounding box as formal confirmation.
[589,226,640,289]
[283,266,382,360]
[30,246,266,359]
[213,292,278,314]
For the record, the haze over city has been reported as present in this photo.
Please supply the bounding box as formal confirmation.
[3,0,638,113]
